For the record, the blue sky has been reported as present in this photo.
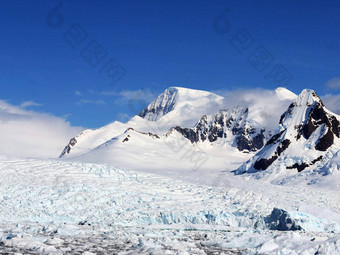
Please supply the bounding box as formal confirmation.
[1,0,340,128]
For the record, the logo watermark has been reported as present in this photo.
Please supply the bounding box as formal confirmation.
[212,8,293,86]
[46,2,126,86]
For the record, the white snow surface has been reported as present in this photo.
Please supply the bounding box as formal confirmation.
[61,87,226,158]
[237,89,340,175]
[140,87,225,123]
[320,149,340,175]
[220,87,297,131]
[60,87,297,173]
[1,155,340,254]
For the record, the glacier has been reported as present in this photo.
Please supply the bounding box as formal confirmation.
[1,156,340,254]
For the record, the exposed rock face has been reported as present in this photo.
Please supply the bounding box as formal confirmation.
[138,86,224,122]
[120,128,160,144]
[125,128,160,139]
[170,108,266,152]
[236,89,340,174]
[139,87,178,121]
[59,138,77,158]
[285,155,323,172]
[265,208,302,231]
[297,93,340,151]
[252,138,291,171]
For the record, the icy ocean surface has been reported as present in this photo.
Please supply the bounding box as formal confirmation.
[1,156,340,254]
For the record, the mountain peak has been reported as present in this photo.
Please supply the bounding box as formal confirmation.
[236,89,340,174]
[171,106,266,151]
[139,87,179,121]
[139,87,224,122]
[165,86,189,91]
[296,89,323,106]
[279,89,323,129]
[274,87,297,100]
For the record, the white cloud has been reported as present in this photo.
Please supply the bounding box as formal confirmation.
[86,89,157,115]
[216,88,340,131]
[326,77,340,90]
[76,99,106,105]
[116,89,158,116]
[98,90,118,96]
[0,100,83,158]
[91,89,157,103]
[116,89,157,105]
[20,100,42,108]
[215,87,297,131]
[321,94,340,115]
[75,90,82,96]
[117,112,131,122]
[62,113,72,119]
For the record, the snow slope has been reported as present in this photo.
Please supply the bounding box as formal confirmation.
[1,156,340,254]
[320,149,340,175]
[171,107,266,152]
[71,125,249,173]
[139,86,224,124]
[236,89,340,175]
[59,87,225,158]
[221,87,297,132]
[59,87,298,174]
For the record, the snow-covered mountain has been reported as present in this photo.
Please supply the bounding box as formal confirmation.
[236,89,340,174]
[320,149,340,175]
[138,86,225,125]
[168,107,266,152]
[59,86,302,172]
[59,87,225,158]
[59,116,145,158]
[139,87,179,121]
[6,88,340,254]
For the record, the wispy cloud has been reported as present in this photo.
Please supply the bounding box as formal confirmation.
[86,88,157,108]
[75,90,82,96]
[20,100,42,108]
[215,88,340,129]
[117,112,131,122]
[322,94,340,115]
[214,87,297,131]
[0,100,83,158]
[76,99,106,106]
[116,89,156,104]
[88,88,157,101]
[62,113,72,119]
[97,90,118,96]
[326,77,340,90]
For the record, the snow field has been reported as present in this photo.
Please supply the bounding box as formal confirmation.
[0,156,340,254]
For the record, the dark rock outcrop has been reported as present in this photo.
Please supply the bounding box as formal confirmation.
[59,137,77,158]
[286,156,323,172]
[236,89,340,174]
[253,139,290,170]
[139,87,178,121]
[171,108,265,152]
[126,127,160,139]
[265,208,302,231]
[298,97,339,152]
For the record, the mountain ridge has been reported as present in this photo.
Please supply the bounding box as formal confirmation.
[169,107,266,152]
[59,86,339,178]
[236,89,340,175]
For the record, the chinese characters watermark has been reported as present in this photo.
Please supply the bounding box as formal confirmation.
[46,3,126,86]
[212,8,293,86]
